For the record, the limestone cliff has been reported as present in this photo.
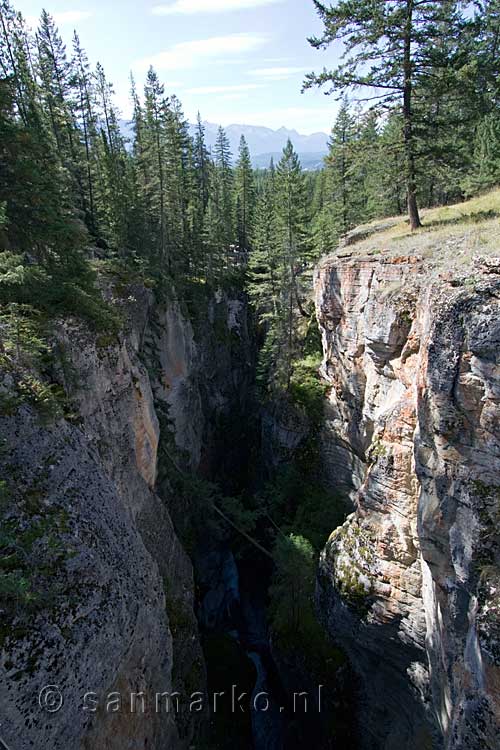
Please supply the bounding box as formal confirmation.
[0,283,253,749]
[315,251,500,749]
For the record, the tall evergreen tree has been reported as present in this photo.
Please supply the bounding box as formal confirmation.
[204,125,234,272]
[193,112,210,211]
[248,160,279,325]
[71,31,98,234]
[251,141,309,392]
[163,94,194,276]
[323,100,361,236]
[304,0,465,230]
[142,66,168,265]
[463,113,500,195]
[35,10,81,191]
[234,135,255,254]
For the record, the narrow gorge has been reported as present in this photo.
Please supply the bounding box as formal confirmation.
[1,216,499,750]
[2,1,500,747]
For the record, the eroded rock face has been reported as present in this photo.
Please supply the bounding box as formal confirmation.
[0,285,252,749]
[0,404,182,750]
[314,255,500,749]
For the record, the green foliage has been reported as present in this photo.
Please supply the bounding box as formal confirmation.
[235,134,255,254]
[270,533,315,633]
[463,113,500,196]
[0,479,71,645]
[0,304,49,367]
[305,1,500,225]
[248,141,312,394]
[16,376,65,421]
[289,355,327,426]
[260,464,345,553]
[269,533,345,674]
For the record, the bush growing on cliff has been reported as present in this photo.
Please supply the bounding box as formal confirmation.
[259,465,345,552]
[0,478,72,645]
[289,354,327,427]
[270,533,315,635]
[269,533,345,674]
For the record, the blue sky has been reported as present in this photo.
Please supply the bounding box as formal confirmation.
[15,0,342,133]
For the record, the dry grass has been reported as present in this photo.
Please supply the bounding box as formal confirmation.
[331,188,500,273]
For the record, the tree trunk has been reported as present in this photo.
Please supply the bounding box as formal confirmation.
[403,0,422,231]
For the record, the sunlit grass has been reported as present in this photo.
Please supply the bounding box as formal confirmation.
[336,187,500,268]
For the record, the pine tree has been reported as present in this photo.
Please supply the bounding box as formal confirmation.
[270,534,315,637]
[234,135,255,255]
[375,112,407,216]
[0,0,33,124]
[323,100,361,236]
[248,160,279,324]
[191,113,211,276]
[309,168,335,257]
[305,0,465,230]
[162,95,195,277]
[354,109,381,220]
[71,31,98,234]
[92,63,133,252]
[202,162,226,282]
[0,63,95,315]
[463,113,500,195]
[193,113,210,211]
[213,125,234,265]
[274,140,309,389]
[248,141,311,392]
[35,10,82,194]
[142,66,168,266]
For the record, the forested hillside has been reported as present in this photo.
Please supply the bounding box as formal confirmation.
[1,3,500,748]
[1,0,499,396]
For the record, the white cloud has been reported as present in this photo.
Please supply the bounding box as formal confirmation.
[186,83,264,95]
[54,10,93,24]
[218,93,249,101]
[152,0,283,15]
[134,33,269,72]
[249,66,307,81]
[25,10,93,28]
[200,105,340,134]
[114,84,183,119]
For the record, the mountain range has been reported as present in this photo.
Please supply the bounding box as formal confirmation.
[120,119,329,170]
[192,121,329,169]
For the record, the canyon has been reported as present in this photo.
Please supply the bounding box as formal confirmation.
[315,246,500,749]
[1,236,499,750]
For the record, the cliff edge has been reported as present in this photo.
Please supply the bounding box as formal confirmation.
[314,196,500,749]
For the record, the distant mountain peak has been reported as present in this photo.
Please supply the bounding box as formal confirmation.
[194,121,328,164]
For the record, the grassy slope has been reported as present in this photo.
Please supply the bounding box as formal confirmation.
[327,188,500,273]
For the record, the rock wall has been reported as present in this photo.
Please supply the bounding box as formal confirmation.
[0,283,253,749]
[314,254,500,749]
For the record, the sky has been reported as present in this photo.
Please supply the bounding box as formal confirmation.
[14,0,342,134]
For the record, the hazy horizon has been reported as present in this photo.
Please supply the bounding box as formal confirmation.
[14,0,342,134]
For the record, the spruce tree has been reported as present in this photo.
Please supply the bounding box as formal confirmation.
[234,135,255,255]
[213,125,234,260]
[142,66,168,266]
[309,168,335,258]
[275,140,309,388]
[71,31,98,235]
[250,140,310,392]
[463,113,500,195]
[193,112,210,211]
[163,94,194,277]
[203,125,234,275]
[323,100,360,236]
[248,160,279,325]
[36,9,83,210]
[304,0,465,230]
